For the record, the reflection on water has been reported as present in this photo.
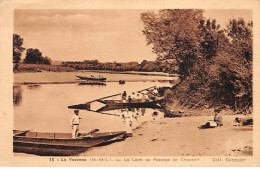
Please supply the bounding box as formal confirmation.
[13,86,23,106]
[14,81,171,134]
[14,85,42,106]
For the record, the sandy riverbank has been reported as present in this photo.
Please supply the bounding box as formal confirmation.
[80,115,253,156]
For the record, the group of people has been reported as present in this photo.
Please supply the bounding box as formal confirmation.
[69,87,160,139]
[90,75,104,78]
[119,107,147,137]
[70,108,145,139]
[121,87,160,103]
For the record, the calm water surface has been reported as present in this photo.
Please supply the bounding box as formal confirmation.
[14,81,172,134]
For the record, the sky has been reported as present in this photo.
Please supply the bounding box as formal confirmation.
[14,9,252,63]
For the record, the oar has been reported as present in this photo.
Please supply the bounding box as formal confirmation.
[79,129,99,138]
[88,93,122,103]
[137,86,156,93]
[68,86,156,110]
[88,86,155,104]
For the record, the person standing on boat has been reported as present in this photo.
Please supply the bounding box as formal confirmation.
[128,95,132,103]
[71,110,81,139]
[136,93,141,102]
[131,92,136,102]
[122,91,127,100]
[153,87,159,96]
[141,93,147,102]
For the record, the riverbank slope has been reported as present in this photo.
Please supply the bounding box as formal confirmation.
[80,115,253,156]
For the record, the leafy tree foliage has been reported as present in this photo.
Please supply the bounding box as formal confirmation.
[42,56,52,65]
[141,9,252,112]
[13,34,25,63]
[24,48,51,65]
[141,9,204,80]
[24,48,43,64]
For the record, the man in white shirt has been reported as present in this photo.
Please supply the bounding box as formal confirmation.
[131,92,136,102]
[71,110,81,139]
[136,93,141,102]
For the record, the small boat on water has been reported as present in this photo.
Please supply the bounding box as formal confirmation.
[76,75,106,81]
[78,81,106,86]
[13,129,126,156]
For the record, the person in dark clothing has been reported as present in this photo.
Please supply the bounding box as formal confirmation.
[122,91,127,100]
[128,96,132,103]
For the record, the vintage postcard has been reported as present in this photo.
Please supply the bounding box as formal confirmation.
[0,0,259,167]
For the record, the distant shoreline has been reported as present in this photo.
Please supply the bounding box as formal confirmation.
[82,70,177,77]
[13,63,178,78]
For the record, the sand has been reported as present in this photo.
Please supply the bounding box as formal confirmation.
[80,115,253,156]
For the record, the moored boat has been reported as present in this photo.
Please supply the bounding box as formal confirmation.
[68,86,163,111]
[78,81,106,86]
[98,98,164,108]
[76,75,106,81]
[13,130,126,156]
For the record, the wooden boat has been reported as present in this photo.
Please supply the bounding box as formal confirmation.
[13,129,126,156]
[68,86,161,111]
[98,98,164,108]
[76,75,106,81]
[96,102,162,112]
[78,81,106,86]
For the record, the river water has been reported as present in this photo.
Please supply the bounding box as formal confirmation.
[14,80,173,134]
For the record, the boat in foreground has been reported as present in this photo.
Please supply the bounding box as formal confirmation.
[76,75,107,81]
[13,130,126,156]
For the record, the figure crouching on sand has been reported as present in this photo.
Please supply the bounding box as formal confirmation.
[213,109,223,126]
[71,109,81,139]
[198,109,223,129]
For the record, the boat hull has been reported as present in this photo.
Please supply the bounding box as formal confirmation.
[76,76,106,81]
[13,130,126,156]
[78,82,106,86]
[99,99,163,107]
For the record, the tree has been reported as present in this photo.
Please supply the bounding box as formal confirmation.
[42,56,52,65]
[176,18,253,112]
[198,19,221,59]
[219,18,252,111]
[24,48,43,64]
[141,9,204,81]
[13,34,25,63]
[141,10,253,112]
